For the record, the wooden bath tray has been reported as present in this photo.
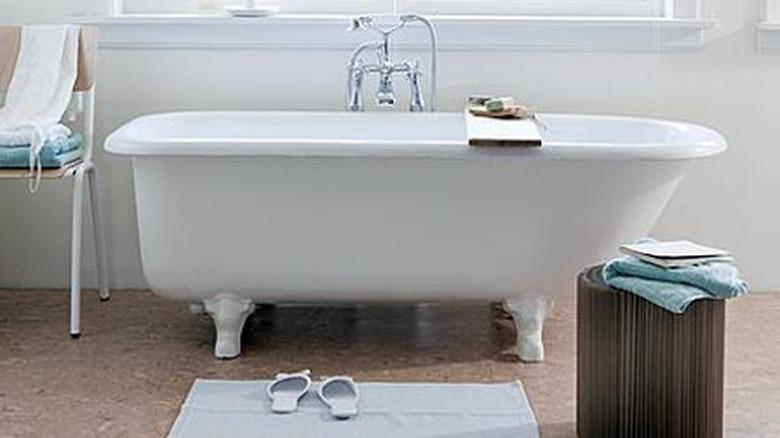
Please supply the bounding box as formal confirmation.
[464,111,542,147]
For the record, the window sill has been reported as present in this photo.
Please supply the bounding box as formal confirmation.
[76,14,714,52]
[757,21,780,52]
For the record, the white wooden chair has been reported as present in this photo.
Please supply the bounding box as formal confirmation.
[0,26,109,338]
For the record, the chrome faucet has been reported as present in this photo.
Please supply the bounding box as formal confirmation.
[346,14,438,112]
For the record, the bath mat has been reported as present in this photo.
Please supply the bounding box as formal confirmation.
[167,379,539,438]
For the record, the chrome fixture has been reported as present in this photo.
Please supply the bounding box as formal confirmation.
[346,14,438,112]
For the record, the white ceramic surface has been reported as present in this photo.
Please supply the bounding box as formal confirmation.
[107,111,725,161]
[105,111,726,358]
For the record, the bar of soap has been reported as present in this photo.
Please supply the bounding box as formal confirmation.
[468,95,495,106]
[468,104,533,120]
[485,97,515,113]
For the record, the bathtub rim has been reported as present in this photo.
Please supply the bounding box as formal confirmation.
[105,110,727,162]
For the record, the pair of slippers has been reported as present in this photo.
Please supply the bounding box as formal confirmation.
[266,370,359,419]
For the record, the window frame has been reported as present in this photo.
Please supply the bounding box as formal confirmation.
[117,0,681,17]
[758,0,780,52]
[83,0,710,52]
[122,0,394,15]
[395,0,664,17]
[764,0,780,22]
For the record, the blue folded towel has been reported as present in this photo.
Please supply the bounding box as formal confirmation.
[603,254,748,313]
[0,134,83,168]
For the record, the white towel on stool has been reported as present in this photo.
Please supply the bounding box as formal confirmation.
[0,25,79,192]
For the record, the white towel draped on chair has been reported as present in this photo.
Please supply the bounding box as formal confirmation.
[0,25,80,192]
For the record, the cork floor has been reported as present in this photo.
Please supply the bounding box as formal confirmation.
[0,290,778,438]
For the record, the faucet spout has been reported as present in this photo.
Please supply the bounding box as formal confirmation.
[377,70,396,107]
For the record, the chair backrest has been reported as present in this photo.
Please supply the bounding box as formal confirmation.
[0,26,96,93]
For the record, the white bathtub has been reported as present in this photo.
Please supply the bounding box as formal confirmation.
[105,111,726,360]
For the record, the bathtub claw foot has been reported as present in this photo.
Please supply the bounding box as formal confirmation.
[203,295,255,359]
[503,296,553,363]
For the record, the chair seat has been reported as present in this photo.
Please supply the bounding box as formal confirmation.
[0,159,83,180]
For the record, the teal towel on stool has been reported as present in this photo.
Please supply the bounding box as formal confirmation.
[0,134,83,168]
[602,256,748,313]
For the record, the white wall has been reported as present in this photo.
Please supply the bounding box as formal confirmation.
[1,1,778,291]
[0,0,86,22]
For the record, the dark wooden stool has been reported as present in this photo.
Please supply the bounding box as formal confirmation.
[577,265,725,438]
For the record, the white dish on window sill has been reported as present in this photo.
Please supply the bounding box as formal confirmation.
[225,6,279,18]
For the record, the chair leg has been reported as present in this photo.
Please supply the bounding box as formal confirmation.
[88,168,110,301]
[70,169,85,339]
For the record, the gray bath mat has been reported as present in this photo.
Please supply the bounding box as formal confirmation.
[168,379,539,438]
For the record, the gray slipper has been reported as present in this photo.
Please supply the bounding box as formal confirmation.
[317,376,360,419]
[266,370,312,414]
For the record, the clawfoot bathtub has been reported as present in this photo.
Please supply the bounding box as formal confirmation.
[106,111,725,360]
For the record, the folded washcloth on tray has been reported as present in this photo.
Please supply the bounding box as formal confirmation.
[602,250,748,314]
[0,133,83,168]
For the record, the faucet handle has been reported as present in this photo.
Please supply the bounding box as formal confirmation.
[408,61,425,112]
[347,64,365,111]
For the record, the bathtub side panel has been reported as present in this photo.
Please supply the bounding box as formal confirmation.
[132,156,686,302]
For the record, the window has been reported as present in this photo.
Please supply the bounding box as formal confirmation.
[97,0,709,51]
[120,0,669,17]
[395,0,664,17]
[765,0,780,22]
[758,0,780,51]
